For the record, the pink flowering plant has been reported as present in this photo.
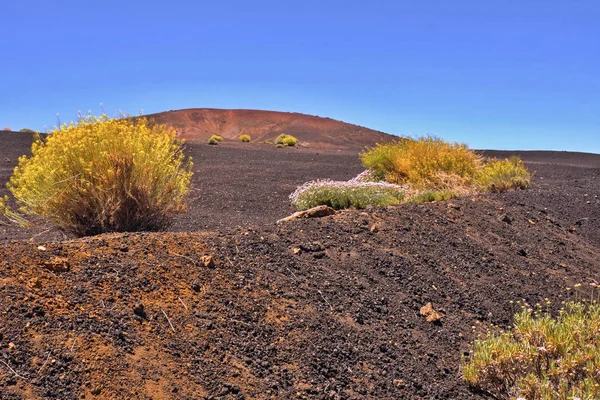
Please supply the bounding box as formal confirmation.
[289,171,406,210]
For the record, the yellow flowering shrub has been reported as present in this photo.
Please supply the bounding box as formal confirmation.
[1,115,193,236]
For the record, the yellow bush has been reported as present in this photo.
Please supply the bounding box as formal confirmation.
[362,137,482,188]
[210,134,223,142]
[282,136,297,146]
[476,157,531,192]
[208,137,218,145]
[2,115,193,236]
[239,134,251,142]
[463,301,600,400]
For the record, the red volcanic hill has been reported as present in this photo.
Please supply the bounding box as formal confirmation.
[145,108,396,149]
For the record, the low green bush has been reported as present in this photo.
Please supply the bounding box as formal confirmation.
[289,179,405,210]
[19,128,36,133]
[463,301,600,400]
[406,189,458,203]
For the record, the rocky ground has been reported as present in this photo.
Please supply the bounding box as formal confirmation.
[0,132,599,399]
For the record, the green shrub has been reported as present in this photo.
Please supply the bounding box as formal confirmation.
[290,180,405,210]
[1,115,193,236]
[463,301,600,400]
[406,189,458,203]
[210,134,223,142]
[19,128,36,133]
[476,157,531,193]
[361,137,482,188]
[282,136,297,146]
[239,134,251,142]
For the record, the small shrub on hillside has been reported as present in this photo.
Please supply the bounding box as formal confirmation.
[239,134,251,142]
[361,137,482,187]
[210,134,223,142]
[274,134,298,146]
[290,179,405,210]
[2,127,11,131]
[476,157,531,193]
[208,137,218,145]
[1,115,193,236]
[463,301,600,400]
[274,134,288,144]
[282,136,297,146]
[406,189,458,203]
[19,128,36,133]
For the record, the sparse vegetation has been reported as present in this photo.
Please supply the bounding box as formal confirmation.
[19,128,36,133]
[239,134,251,142]
[275,133,298,146]
[463,300,600,400]
[282,136,297,146]
[289,178,405,210]
[2,127,11,131]
[211,134,223,142]
[291,137,531,210]
[476,157,531,193]
[361,137,482,188]
[407,189,458,203]
[0,115,193,236]
[208,137,219,145]
[360,136,531,197]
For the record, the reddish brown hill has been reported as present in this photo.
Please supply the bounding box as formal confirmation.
[145,108,396,149]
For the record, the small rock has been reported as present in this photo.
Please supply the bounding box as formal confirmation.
[37,245,47,251]
[201,255,215,268]
[370,224,379,233]
[518,248,527,257]
[277,205,336,223]
[419,303,442,323]
[119,244,129,252]
[292,247,302,255]
[41,257,70,272]
[133,303,147,319]
[499,214,512,224]
[393,379,406,388]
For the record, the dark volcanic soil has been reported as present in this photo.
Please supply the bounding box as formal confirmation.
[1,131,599,399]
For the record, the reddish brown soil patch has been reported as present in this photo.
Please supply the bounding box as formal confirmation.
[145,108,395,150]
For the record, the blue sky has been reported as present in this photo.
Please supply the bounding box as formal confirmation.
[1,0,598,152]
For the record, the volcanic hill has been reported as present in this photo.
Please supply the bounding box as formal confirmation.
[145,109,396,149]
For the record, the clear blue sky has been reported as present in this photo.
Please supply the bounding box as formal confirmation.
[1,0,598,152]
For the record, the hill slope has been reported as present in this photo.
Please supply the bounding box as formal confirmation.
[145,108,396,149]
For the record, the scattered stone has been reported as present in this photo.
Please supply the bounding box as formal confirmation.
[447,203,460,210]
[133,303,147,319]
[292,247,302,255]
[119,244,129,252]
[420,303,442,323]
[499,214,512,224]
[393,379,406,388]
[41,257,70,272]
[370,224,379,233]
[277,205,336,223]
[201,255,215,268]
[518,248,528,257]
[37,245,47,251]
